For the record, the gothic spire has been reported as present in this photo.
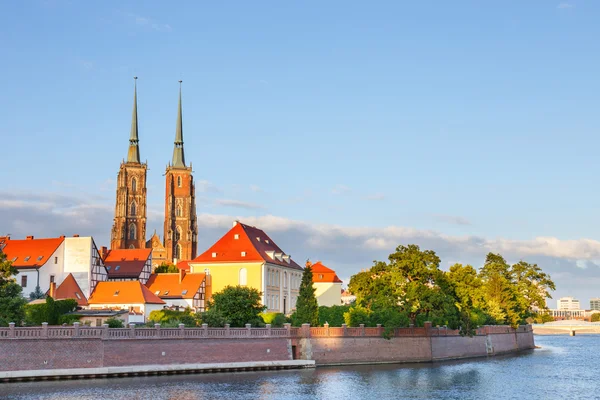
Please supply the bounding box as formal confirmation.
[127,77,141,164]
[171,80,186,168]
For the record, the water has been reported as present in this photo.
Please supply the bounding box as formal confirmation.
[0,336,597,400]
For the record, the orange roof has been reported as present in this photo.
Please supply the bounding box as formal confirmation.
[311,262,343,283]
[192,222,302,270]
[176,260,191,272]
[1,236,64,269]
[88,281,165,305]
[103,248,151,278]
[146,272,206,299]
[53,273,88,306]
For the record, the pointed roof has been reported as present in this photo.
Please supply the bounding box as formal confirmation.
[146,272,206,299]
[103,248,152,279]
[311,261,343,283]
[88,281,165,305]
[54,273,88,306]
[1,236,64,269]
[127,77,141,164]
[171,80,186,168]
[192,221,303,270]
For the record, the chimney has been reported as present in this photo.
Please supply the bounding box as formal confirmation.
[100,246,108,260]
[73,234,80,238]
[49,282,56,298]
[26,235,34,240]
[59,235,65,239]
[232,220,239,227]
[179,268,186,284]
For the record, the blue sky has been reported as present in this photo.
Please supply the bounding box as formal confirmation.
[1,1,600,306]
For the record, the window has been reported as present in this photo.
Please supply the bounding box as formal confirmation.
[50,275,55,283]
[241,251,246,257]
[96,319,102,327]
[114,290,120,296]
[75,293,81,300]
[284,272,287,288]
[11,257,17,262]
[21,275,27,288]
[211,252,217,258]
[177,176,182,187]
[130,202,137,216]
[37,256,43,261]
[106,266,111,271]
[239,268,247,286]
[164,290,170,295]
[182,290,188,295]
[24,256,30,261]
[234,234,239,240]
[175,226,181,241]
[176,205,182,217]
[115,265,121,271]
[319,274,324,279]
[132,178,137,192]
[155,290,160,295]
[129,223,136,240]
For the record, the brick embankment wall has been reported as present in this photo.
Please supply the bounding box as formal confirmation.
[0,338,292,372]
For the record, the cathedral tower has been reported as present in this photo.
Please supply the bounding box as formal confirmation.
[111,77,148,250]
[163,81,198,263]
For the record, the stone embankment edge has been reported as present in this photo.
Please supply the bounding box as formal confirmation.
[0,360,315,382]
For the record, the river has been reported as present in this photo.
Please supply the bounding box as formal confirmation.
[0,335,595,399]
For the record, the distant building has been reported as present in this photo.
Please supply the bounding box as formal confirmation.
[101,248,152,284]
[145,270,211,312]
[590,298,600,311]
[341,290,356,305]
[558,297,580,310]
[311,262,342,307]
[146,231,168,271]
[189,220,303,314]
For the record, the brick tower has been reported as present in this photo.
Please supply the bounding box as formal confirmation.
[163,81,198,263]
[110,77,148,250]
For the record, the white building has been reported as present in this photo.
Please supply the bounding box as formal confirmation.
[145,270,211,312]
[590,298,600,311]
[1,235,107,300]
[558,297,581,311]
[311,261,343,307]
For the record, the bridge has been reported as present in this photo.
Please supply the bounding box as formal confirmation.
[532,320,600,335]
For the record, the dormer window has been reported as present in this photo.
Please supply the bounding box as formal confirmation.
[155,291,160,295]
[182,290,188,295]
[256,237,261,242]
[11,257,17,262]
[211,252,217,258]
[114,290,120,296]
[24,256,30,261]
[241,251,246,257]
[319,274,324,279]
[266,251,275,259]
[75,293,81,300]
[234,234,239,240]
[265,240,269,244]
[164,290,169,295]
[115,266,121,271]
[37,256,43,261]
[106,266,111,271]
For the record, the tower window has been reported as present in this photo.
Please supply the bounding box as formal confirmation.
[129,223,137,240]
[175,226,181,241]
[176,205,182,217]
[132,178,137,192]
[177,176,182,187]
[175,244,182,259]
[130,202,137,216]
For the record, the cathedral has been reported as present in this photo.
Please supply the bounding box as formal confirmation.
[110,78,198,268]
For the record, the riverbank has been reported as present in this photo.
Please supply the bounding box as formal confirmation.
[0,324,534,382]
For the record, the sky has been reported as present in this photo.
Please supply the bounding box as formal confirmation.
[1,1,599,308]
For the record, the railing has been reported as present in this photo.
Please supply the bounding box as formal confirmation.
[0,321,530,340]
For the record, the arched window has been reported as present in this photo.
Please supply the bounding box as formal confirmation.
[239,268,247,286]
[129,244,135,249]
[174,244,181,259]
[130,201,137,216]
[129,224,136,240]
[177,176,182,187]
[175,226,181,241]
[176,205,182,217]
[284,271,288,288]
[132,178,137,192]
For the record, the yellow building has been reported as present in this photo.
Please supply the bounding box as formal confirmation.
[311,261,343,307]
[189,221,304,314]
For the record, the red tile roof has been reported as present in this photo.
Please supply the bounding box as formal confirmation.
[53,273,88,306]
[88,281,165,305]
[192,221,302,270]
[1,237,64,269]
[146,272,206,299]
[176,260,191,272]
[311,262,343,283]
[103,249,151,278]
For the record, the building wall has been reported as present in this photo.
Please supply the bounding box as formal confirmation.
[79,314,130,327]
[191,262,264,298]
[314,282,342,307]
[63,237,96,298]
[87,303,164,322]
[18,243,65,297]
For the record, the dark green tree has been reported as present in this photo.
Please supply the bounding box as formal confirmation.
[0,249,27,326]
[204,285,265,327]
[293,261,319,326]
[510,260,556,321]
[154,263,179,273]
[29,286,45,300]
[105,317,124,328]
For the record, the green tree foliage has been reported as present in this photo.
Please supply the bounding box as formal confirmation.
[203,285,266,327]
[148,308,199,327]
[260,312,287,327]
[0,249,27,326]
[292,261,319,326]
[105,317,125,328]
[154,263,179,273]
[318,305,350,327]
[591,313,600,323]
[24,297,78,326]
[29,286,45,300]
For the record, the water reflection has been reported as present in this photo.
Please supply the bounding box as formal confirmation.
[1,336,594,400]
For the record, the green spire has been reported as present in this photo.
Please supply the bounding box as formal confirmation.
[171,80,186,168]
[127,77,141,164]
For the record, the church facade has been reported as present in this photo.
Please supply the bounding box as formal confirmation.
[110,78,198,267]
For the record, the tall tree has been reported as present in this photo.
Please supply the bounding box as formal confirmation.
[479,253,520,326]
[293,261,319,326]
[510,260,555,320]
[204,285,265,327]
[0,249,27,326]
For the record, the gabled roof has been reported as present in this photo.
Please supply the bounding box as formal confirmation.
[1,236,64,269]
[88,281,165,305]
[146,272,206,299]
[54,273,88,306]
[311,262,343,283]
[103,248,151,278]
[145,231,165,250]
[192,221,302,270]
[176,260,191,272]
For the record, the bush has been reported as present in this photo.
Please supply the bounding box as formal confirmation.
[105,317,124,328]
[148,308,199,327]
[206,286,266,327]
[261,312,286,327]
[24,297,78,326]
[344,306,371,327]
[591,313,600,323]
[318,305,350,327]
[202,308,227,327]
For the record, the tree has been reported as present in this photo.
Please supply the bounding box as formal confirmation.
[24,297,78,326]
[293,261,319,326]
[591,313,600,323]
[510,260,556,321]
[0,249,27,326]
[154,263,179,273]
[105,317,124,328]
[446,263,490,335]
[479,253,520,327]
[204,285,265,327]
[29,286,45,300]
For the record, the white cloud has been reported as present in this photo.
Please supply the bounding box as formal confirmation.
[557,3,573,9]
[214,199,265,210]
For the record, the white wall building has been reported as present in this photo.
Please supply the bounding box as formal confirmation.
[558,297,581,311]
